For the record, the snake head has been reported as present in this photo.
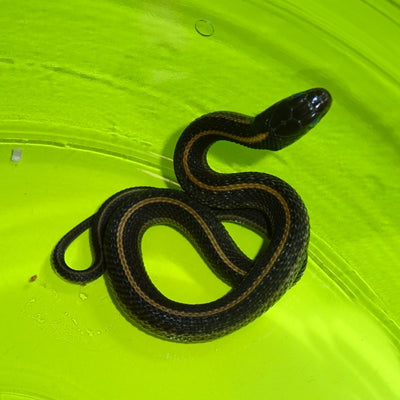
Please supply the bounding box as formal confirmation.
[254,88,332,150]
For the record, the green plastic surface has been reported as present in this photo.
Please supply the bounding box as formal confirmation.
[0,1,399,399]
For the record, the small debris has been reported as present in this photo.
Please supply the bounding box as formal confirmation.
[11,148,23,162]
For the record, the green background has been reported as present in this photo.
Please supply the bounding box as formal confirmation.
[0,1,399,399]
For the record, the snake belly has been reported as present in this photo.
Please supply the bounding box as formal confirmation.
[52,88,332,342]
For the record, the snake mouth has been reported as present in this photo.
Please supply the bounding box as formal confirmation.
[291,88,332,125]
[309,88,332,117]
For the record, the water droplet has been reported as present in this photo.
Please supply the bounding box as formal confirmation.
[79,292,88,301]
[34,313,45,324]
[195,20,214,37]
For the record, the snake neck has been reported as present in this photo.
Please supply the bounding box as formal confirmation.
[173,111,309,243]
[173,112,280,202]
[174,112,261,190]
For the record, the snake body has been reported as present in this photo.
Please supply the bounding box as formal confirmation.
[53,88,332,342]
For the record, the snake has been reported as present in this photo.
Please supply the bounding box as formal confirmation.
[52,88,332,342]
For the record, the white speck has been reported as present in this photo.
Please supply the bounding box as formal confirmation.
[11,148,23,162]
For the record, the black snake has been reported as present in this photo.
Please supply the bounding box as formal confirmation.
[53,88,332,342]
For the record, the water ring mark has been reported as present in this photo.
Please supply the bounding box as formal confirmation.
[195,20,215,37]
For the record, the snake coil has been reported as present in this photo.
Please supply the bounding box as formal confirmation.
[53,88,332,342]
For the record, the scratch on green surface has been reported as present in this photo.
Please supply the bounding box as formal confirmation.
[309,231,400,351]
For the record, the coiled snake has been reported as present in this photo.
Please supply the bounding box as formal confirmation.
[53,88,332,342]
